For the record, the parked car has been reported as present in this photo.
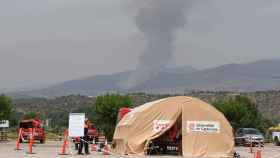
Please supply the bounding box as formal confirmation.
[235,128,264,146]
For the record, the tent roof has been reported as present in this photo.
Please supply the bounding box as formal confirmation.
[113,96,234,158]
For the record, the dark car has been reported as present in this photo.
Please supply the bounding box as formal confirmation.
[235,128,264,146]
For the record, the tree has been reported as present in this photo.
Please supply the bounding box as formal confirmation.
[91,94,133,141]
[23,112,38,120]
[9,111,23,127]
[0,95,12,120]
[213,95,272,133]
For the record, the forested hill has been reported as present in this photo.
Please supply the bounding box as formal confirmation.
[11,91,280,128]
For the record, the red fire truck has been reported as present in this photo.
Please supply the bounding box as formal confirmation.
[18,119,46,144]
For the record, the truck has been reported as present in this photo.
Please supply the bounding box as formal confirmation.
[18,119,46,144]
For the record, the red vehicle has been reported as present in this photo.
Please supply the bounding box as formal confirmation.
[18,119,46,144]
[88,124,99,142]
[73,123,99,148]
[117,107,132,122]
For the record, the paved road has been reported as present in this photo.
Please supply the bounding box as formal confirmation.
[0,141,109,158]
[236,144,280,158]
[0,141,279,158]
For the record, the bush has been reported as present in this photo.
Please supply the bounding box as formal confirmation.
[213,95,272,133]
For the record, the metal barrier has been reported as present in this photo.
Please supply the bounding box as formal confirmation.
[0,128,8,141]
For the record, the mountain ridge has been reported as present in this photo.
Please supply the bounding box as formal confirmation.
[8,59,280,98]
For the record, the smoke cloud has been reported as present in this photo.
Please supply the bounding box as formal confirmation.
[123,0,188,89]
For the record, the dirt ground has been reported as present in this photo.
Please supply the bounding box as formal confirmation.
[0,141,280,158]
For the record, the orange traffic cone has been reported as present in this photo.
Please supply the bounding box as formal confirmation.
[254,149,262,158]
[91,141,97,151]
[15,128,23,150]
[59,130,69,155]
[27,128,35,154]
[103,140,110,155]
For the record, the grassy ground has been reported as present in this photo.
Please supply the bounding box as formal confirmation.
[6,128,62,141]
[7,128,17,140]
[45,131,62,141]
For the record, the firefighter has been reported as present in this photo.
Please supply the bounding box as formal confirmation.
[78,118,90,155]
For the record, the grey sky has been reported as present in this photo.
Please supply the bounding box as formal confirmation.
[1,0,280,91]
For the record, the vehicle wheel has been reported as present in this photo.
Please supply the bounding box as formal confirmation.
[274,137,280,146]
[235,141,240,146]
[240,139,246,147]
[40,139,45,144]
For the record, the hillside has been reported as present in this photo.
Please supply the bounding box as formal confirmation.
[11,95,94,127]
[180,59,280,91]
[12,91,280,128]
[9,59,280,98]
[9,66,197,98]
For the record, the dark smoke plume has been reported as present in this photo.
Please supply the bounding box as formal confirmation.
[123,0,188,89]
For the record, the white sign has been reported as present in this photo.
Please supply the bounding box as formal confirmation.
[187,121,220,133]
[0,120,9,128]
[69,113,85,137]
[153,120,170,132]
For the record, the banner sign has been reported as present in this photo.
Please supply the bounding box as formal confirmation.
[69,113,85,137]
[0,120,9,128]
[153,120,170,132]
[187,121,220,133]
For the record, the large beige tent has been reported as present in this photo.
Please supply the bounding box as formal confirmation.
[113,96,234,158]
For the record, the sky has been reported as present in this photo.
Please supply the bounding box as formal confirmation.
[1,0,280,91]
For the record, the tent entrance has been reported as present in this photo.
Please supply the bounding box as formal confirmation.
[147,115,182,156]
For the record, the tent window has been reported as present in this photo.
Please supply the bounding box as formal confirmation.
[146,115,182,156]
